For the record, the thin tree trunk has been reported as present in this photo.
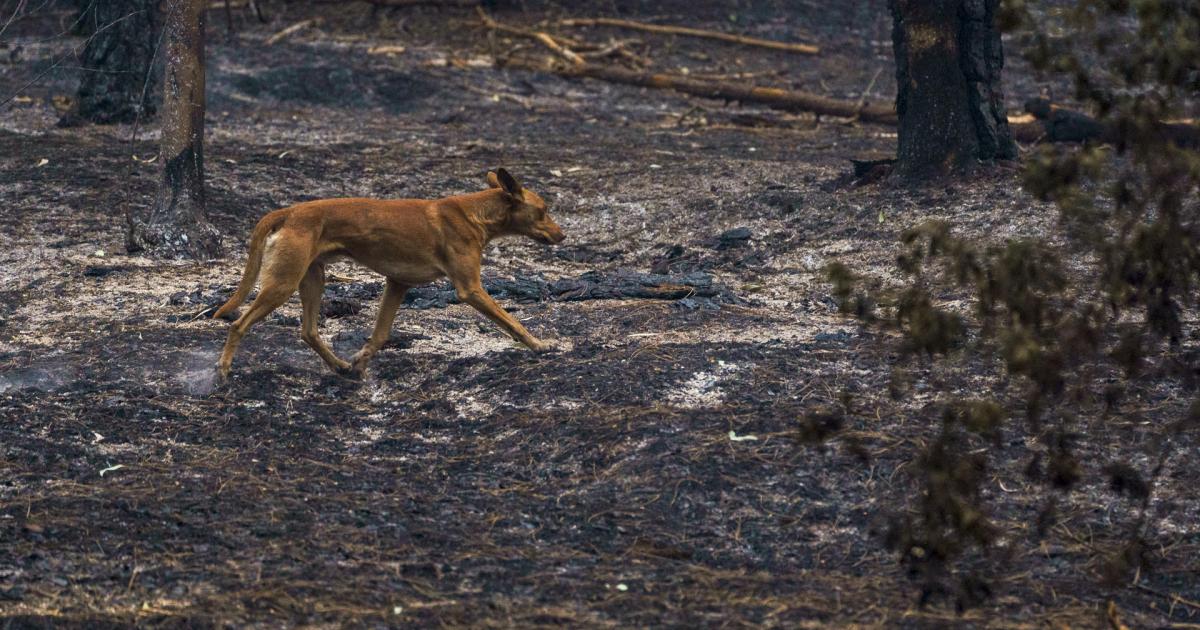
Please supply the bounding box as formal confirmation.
[127,0,222,259]
[60,0,158,126]
[890,0,1016,180]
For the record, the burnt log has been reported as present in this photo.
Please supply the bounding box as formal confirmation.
[1023,98,1200,149]
[314,271,744,313]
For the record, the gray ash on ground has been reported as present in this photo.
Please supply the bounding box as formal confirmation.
[0,1,1194,627]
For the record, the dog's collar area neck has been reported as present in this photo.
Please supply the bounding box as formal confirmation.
[475,190,516,241]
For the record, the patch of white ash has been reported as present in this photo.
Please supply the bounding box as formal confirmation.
[455,393,495,420]
[667,360,744,408]
[171,349,221,397]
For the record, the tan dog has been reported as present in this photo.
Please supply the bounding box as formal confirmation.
[213,168,565,379]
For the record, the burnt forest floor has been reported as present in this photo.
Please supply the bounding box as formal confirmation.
[1,1,1198,627]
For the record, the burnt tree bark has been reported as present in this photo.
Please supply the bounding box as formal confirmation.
[127,0,222,258]
[60,0,158,126]
[889,0,1016,180]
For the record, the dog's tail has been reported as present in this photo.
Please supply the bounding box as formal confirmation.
[213,210,287,320]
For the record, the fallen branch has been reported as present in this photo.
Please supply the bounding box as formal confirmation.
[506,60,895,123]
[576,39,651,68]
[478,7,584,66]
[560,17,819,56]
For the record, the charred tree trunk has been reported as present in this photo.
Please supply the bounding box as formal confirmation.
[889,0,1016,180]
[127,0,222,259]
[60,0,159,126]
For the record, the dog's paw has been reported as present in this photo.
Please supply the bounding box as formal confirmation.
[348,353,372,378]
[528,339,556,353]
[335,362,365,380]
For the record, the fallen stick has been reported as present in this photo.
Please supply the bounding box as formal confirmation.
[265,18,320,46]
[507,60,895,123]
[560,17,819,56]
[478,7,585,66]
[577,39,651,67]
[367,44,407,55]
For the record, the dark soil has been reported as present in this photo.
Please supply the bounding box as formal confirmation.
[1,1,1197,627]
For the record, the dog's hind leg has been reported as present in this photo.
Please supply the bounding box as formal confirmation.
[350,278,409,375]
[299,262,353,375]
[217,233,310,379]
[216,281,297,379]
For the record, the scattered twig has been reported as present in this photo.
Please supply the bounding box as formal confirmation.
[684,69,787,82]
[459,82,532,108]
[1135,584,1200,612]
[367,44,407,55]
[265,18,320,46]
[477,7,584,66]
[576,38,650,68]
[98,464,125,477]
[559,17,819,56]
[853,67,884,119]
[728,431,759,442]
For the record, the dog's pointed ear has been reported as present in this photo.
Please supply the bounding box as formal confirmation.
[486,171,502,189]
[494,168,523,198]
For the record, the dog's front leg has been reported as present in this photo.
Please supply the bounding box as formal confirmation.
[451,277,550,352]
[350,278,410,375]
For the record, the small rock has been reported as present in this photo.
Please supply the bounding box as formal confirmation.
[813,331,852,343]
[713,227,752,250]
[83,265,124,277]
[270,314,301,327]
